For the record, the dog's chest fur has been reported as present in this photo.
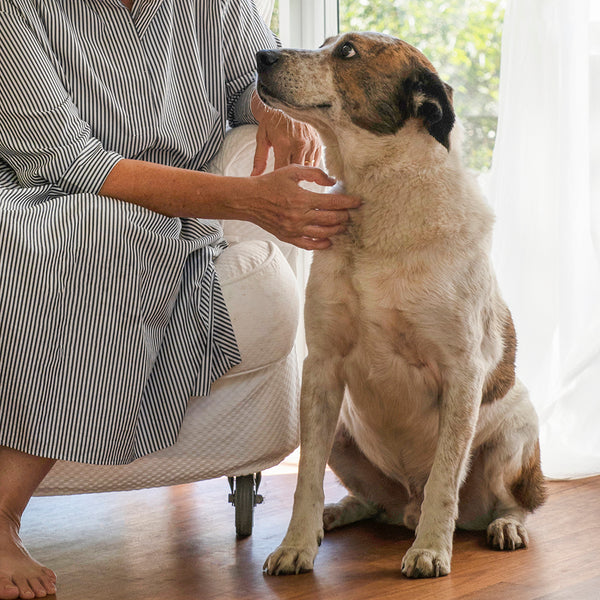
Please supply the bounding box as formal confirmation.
[306,125,498,486]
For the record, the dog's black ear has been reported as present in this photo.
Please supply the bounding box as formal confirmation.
[404,68,455,151]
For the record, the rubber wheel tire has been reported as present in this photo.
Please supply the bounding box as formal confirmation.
[234,475,255,537]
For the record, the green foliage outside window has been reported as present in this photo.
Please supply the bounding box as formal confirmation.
[270,2,279,38]
[339,0,505,172]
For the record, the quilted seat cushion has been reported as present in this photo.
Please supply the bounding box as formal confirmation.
[216,239,299,376]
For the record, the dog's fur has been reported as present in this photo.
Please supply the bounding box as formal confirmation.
[256,32,546,579]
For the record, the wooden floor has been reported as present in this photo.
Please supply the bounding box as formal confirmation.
[22,470,600,600]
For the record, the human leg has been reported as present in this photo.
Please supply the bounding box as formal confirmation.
[0,447,57,599]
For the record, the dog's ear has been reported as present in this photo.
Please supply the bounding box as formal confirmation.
[403,68,455,151]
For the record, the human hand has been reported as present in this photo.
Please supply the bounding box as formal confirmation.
[251,91,322,176]
[244,165,361,250]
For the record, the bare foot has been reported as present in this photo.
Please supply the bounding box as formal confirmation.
[0,513,56,599]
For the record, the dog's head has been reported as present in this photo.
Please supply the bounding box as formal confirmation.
[256,32,455,151]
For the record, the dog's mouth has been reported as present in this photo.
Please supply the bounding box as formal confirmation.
[256,81,332,111]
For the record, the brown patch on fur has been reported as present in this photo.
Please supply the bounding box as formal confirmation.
[328,33,455,147]
[481,311,516,404]
[331,34,437,135]
[510,441,547,512]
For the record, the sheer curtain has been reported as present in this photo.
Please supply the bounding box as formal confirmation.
[487,0,600,478]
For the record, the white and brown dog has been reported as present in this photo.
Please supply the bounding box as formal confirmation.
[256,32,546,579]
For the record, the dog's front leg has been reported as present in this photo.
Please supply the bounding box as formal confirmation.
[264,355,344,575]
[401,372,484,578]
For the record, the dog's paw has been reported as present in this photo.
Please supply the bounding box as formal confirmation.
[487,517,529,551]
[323,496,378,531]
[401,547,451,578]
[323,503,343,531]
[263,545,317,576]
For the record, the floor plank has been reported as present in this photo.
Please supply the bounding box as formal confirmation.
[21,471,600,599]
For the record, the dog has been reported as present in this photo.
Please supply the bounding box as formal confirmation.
[256,32,546,579]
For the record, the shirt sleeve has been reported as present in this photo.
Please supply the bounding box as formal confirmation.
[0,7,123,195]
[222,0,278,126]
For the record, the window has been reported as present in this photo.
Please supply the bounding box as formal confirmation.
[273,0,505,172]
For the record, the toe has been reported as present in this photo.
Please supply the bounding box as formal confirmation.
[29,578,49,598]
[39,573,56,595]
[0,576,20,600]
[11,577,35,600]
[517,524,529,547]
[40,569,56,584]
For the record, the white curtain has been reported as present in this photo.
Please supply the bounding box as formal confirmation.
[487,0,600,478]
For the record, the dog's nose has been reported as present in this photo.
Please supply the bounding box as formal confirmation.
[256,49,280,72]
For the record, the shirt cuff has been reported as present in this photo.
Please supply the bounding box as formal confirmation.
[230,82,258,127]
[57,138,124,195]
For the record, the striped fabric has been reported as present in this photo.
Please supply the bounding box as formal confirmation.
[0,0,277,465]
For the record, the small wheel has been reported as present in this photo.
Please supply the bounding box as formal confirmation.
[233,475,255,537]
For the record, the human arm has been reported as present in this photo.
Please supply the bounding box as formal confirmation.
[1,4,353,249]
[0,8,123,196]
[98,159,360,250]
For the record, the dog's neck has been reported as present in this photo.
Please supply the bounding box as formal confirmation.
[322,119,456,193]
[320,120,492,256]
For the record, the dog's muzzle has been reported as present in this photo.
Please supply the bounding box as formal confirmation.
[255,48,332,111]
[256,49,286,105]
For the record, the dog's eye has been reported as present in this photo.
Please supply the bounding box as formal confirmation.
[339,42,357,59]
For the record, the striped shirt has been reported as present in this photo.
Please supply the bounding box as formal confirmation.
[0,0,277,464]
